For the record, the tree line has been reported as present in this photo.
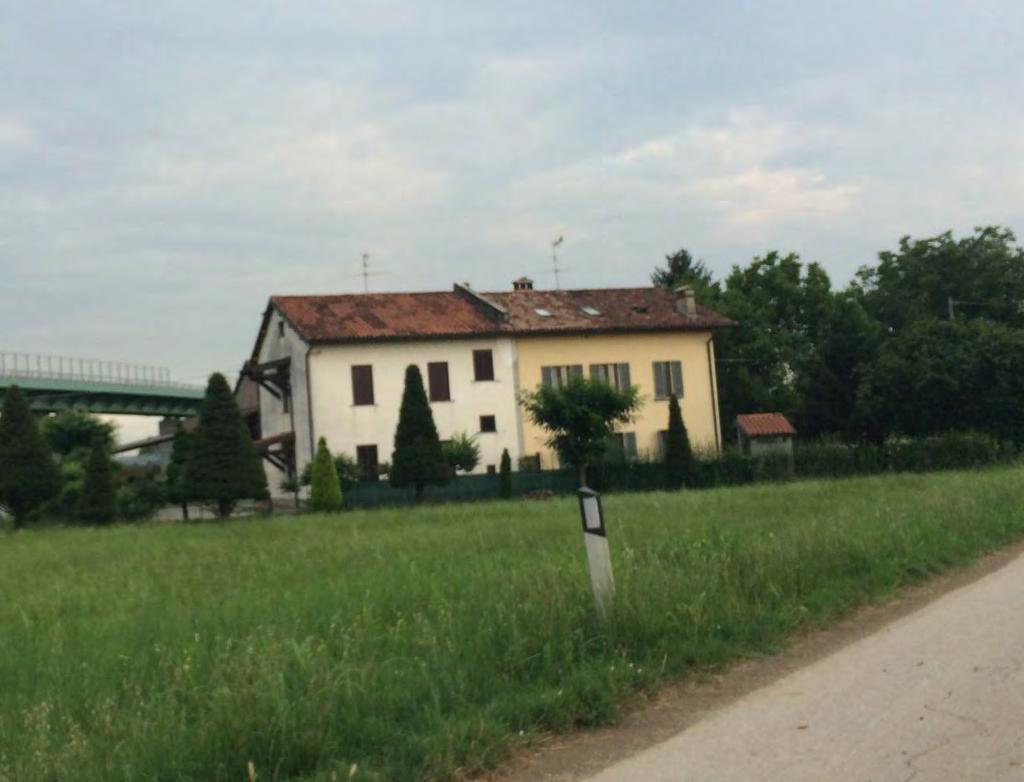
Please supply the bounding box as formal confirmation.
[654,226,1024,443]
[0,373,268,528]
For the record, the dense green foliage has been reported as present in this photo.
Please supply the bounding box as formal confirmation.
[390,365,449,501]
[2,468,1024,781]
[117,475,166,522]
[165,423,194,513]
[40,410,115,458]
[301,452,362,491]
[519,376,641,485]
[309,437,343,512]
[653,226,1024,443]
[857,319,1024,442]
[0,386,59,526]
[499,448,512,499]
[186,373,268,518]
[442,432,480,474]
[78,437,118,525]
[663,393,694,487]
[854,226,1024,331]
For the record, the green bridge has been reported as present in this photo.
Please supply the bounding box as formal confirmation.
[0,352,204,417]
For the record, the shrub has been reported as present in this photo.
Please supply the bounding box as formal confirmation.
[390,366,449,502]
[118,476,166,522]
[663,393,694,488]
[499,449,512,499]
[78,437,117,525]
[186,373,268,518]
[309,437,343,512]
[0,386,60,527]
[442,433,480,475]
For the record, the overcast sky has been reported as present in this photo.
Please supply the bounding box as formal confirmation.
[4,0,1024,399]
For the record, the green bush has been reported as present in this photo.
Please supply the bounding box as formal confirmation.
[118,477,167,522]
[309,437,343,512]
[499,449,512,499]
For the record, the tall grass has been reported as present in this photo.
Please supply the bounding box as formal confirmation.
[2,467,1024,781]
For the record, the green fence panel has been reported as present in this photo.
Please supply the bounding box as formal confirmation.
[343,469,578,509]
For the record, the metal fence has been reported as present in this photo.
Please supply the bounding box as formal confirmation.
[344,469,579,509]
[0,351,195,389]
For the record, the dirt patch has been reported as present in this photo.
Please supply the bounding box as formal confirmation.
[485,539,1024,782]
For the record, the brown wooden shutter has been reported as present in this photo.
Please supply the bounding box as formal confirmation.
[352,365,374,405]
[427,362,450,401]
[473,349,494,381]
[541,366,554,387]
[570,365,584,379]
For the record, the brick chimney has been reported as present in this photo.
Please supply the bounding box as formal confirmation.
[675,285,697,316]
[513,276,534,291]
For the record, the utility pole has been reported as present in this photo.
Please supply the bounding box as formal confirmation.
[552,236,565,290]
[948,295,955,321]
[362,253,371,293]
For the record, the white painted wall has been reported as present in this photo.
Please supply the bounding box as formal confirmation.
[256,309,312,495]
[307,337,521,477]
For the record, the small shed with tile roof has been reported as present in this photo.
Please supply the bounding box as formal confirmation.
[736,413,796,457]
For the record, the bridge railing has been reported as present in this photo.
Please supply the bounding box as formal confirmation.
[0,352,199,390]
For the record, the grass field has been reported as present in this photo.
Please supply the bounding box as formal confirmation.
[3,467,1024,781]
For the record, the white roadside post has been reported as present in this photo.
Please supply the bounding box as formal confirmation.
[578,487,615,619]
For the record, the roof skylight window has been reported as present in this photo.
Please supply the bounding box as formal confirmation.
[581,306,601,316]
[534,308,552,317]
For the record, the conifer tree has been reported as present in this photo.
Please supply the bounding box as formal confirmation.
[664,393,695,488]
[78,436,117,525]
[166,422,194,521]
[187,373,268,518]
[390,365,449,502]
[499,448,513,499]
[0,386,59,527]
[309,437,343,512]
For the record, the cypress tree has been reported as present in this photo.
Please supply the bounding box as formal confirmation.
[187,373,268,518]
[664,393,695,488]
[78,436,117,525]
[390,365,449,503]
[0,386,59,527]
[309,437,343,512]
[166,422,194,521]
[499,448,513,499]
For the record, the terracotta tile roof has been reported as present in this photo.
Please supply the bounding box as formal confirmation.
[736,413,797,438]
[272,291,502,343]
[270,285,733,345]
[485,287,733,335]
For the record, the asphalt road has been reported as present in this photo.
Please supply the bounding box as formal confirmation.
[587,552,1024,782]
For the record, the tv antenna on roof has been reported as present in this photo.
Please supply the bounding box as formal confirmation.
[353,252,386,293]
[551,236,566,290]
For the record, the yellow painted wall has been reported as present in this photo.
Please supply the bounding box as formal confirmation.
[515,331,723,468]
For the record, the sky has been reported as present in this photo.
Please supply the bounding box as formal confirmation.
[3,1,1024,440]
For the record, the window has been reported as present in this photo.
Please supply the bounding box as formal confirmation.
[427,361,451,402]
[486,464,497,475]
[607,432,638,463]
[351,365,374,405]
[581,306,601,316]
[277,321,285,339]
[479,415,496,433]
[541,365,583,388]
[652,360,684,400]
[534,308,552,317]
[589,363,631,391]
[473,349,495,381]
[658,430,668,458]
[356,445,379,481]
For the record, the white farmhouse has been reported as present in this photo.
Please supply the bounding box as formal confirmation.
[243,284,522,494]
